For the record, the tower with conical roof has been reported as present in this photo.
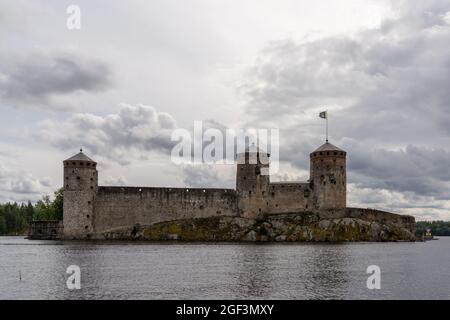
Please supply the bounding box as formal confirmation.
[236,143,270,218]
[63,149,98,238]
[310,142,346,209]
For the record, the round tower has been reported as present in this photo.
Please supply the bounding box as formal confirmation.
[310,142,346,209]
[236,143,270,218]
[63,150,98,239]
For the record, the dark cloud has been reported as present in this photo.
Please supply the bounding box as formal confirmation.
[37,104,177,165]
[0,51,113,110]
[346,143,450,199]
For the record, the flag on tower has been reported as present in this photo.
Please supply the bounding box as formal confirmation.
[319,111,328,119]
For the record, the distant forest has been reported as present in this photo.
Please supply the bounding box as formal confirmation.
[1,189,449,236]
[0,188,63,235]
[415,221,450,236]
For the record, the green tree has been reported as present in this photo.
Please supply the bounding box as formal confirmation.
[52,188,64,220]
[416,221,450,236]
[0,214,6,234]
[25,201,34,222]
[35,195,55,220]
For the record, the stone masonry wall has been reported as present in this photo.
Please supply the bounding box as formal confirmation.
[265,182,313,214]
[93,186,237,233]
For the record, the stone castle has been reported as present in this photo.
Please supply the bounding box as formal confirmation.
[60,142,346,239]
[29,141,416,241]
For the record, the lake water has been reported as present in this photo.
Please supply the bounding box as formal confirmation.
[0,236,449,300]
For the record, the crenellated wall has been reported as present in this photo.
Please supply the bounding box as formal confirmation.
[93,186,238,233]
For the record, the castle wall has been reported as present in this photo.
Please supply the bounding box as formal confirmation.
[28,220,63,240]
[266,182,312,214]
[93,186,237,233]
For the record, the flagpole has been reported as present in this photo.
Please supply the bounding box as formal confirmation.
[326,109,328,143]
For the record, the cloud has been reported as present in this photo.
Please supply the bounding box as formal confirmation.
[242,0,450,139]
[181,164,234,189]
[37,104,177,165]
[0,51,113,110]
[345,141,450,198]
[0,164,52,203]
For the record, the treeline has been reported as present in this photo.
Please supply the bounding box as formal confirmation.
[416,221,450,236]
[0,188,63,235]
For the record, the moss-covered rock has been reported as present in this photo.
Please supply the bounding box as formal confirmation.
[99,209,416,242]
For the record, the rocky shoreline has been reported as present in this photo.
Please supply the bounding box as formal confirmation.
[99,208,416,242]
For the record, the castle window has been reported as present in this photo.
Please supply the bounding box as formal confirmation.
[90,186,93,190]
[327,152,329,155]
[306,205,308,209]
[334,152,337,155]
[259,208,261,213]
[275,204,278,207]
[271,192,275,197]
[262,191,265,196]
[80,162,84,166]
[90,178,94,181]
[319,152,323,155]
[88,201,91,205]
[86,215,90,218]
[66,177,68,180]
[323,182,326,185]
[249,191,252,196]
[66,184,69,188]
[85,226,88,230]
[77,176,81,180]
[243,177,246,180]
[72,162,76,165]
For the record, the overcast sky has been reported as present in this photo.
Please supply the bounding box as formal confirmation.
[1,0,450,220]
